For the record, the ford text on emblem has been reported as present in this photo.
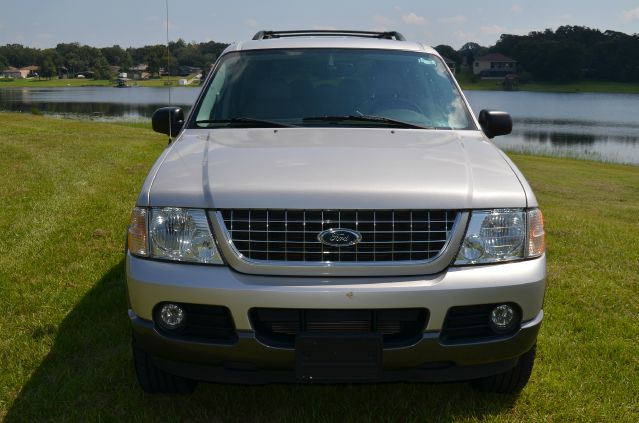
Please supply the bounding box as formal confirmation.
[317,228,362,247]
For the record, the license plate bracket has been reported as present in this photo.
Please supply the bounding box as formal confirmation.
[295,333,382,381]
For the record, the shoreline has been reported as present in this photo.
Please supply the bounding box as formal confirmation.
[455,75,639,94]
[3,77,639,94]
[0,76,199,89]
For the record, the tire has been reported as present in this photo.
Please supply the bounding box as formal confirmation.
[132,342,196,394]
[471,345,536,394]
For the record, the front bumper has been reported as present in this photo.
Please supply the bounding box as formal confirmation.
[131,309,542,383]
[126,253,545,382]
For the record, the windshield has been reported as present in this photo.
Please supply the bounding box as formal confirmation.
[191,48,475,130]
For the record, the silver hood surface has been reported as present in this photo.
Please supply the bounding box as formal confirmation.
[142,128,529,210]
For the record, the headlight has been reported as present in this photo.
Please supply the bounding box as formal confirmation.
[127,207,224,264]
[455,208,544,265]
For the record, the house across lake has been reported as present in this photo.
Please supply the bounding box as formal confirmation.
[473,53,516,79]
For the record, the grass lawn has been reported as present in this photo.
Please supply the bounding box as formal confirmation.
[0,113,637,421]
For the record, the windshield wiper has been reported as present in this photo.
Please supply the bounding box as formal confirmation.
[195,117,296,128]
[302,114,432,129]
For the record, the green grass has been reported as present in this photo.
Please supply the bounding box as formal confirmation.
[0,76,197,88]
[455,72,639,94]
[0,113,638,421]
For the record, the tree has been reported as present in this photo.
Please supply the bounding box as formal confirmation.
[0,44,40,67]
[101,45,133,72]
[145,45,166,77]
[92,56,112,80]
[458,42,483,68]
[434,45,461,67]
[38,51,58,79]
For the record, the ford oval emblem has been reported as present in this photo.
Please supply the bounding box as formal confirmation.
[318,228,362,247]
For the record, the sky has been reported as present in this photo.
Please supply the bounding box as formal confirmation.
[1,0,639,49]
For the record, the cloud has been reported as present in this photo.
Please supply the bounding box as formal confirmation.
[454,30,474,40]
[372,15,395,31]
[439,15,468,24]
[621,7,639,22]
[373,15,395,26]
[480,25,506,35]
[401,12,426,26]
[510,5,523,13]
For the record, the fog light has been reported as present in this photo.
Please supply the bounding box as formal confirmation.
[157,303,185,331]
[489,304,516,333]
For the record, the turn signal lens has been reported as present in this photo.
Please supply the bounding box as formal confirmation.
[527,208,545,257]
[127,207,148,256]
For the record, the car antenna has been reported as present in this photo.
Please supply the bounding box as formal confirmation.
[165,0,172,144]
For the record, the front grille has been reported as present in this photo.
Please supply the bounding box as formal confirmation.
[250,308,429,348]
[220,209,458,263]
[440,303,521,344]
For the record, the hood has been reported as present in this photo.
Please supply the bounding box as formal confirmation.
[145,128,527,210]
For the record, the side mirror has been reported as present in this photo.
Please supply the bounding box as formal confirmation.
[152,107,184,137]
[478,109,512,139]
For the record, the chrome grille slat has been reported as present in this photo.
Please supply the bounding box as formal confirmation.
[220,209,458,264]
[227,239,446,244]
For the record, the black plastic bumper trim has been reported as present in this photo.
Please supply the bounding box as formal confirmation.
[129,309,542,384]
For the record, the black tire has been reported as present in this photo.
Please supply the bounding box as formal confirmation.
[132,342,196,394]
[471,345,537,394]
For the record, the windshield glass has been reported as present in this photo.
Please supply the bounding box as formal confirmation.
[191,48,475,130]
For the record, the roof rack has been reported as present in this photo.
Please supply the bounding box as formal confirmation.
[252,30,406,41]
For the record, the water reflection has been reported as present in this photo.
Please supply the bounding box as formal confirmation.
[493,119,639,164]
[465,91,639,165]
[0,87,198,121]
[0,87,638,164]
[521,130,597,146]
[0,100,166,120]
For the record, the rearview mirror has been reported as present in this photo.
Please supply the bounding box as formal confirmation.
[478,110,512,139]
[152,107,184,137]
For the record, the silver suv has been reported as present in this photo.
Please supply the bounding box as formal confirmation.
[126,30,545,394]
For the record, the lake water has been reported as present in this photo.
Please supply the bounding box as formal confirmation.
[464,91,639,165]
[1,86,638,165]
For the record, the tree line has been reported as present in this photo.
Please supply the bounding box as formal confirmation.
[0,39,228,79]
[437,25,639,82]
[1,25,638,82]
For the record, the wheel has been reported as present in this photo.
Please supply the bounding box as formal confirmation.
[132,341,196,394]
[471,345,537,393]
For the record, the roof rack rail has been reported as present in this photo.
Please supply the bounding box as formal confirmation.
[252,30,406,41]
